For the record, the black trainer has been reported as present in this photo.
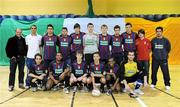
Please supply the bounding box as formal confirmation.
[129,92,138,98]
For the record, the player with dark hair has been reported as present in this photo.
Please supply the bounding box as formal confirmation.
[105,57,120,95]
[136,29,151,86]
[119,51,144,98]
[41,24,58,68]
[70,23,85,63]
[28,53,47,92]
[111,25,124,64]
[121,23,138,60]
[58,27,72,65]
[151,26,171,90]
[70,50,90,91]
[46,52,70,94]
[90,52,106,93]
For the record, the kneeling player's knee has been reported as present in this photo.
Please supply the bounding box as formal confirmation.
[82,78,87,83]
[116,85,120,91]
[101,78,106,84]
[46,84,51,90]
[70,78,74,84]
[86,78,92,84]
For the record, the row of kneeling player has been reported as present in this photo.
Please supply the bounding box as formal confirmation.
[28,50,145,98]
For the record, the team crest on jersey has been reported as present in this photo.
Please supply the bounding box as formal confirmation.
[77,65,81,69]
[110,69,113,73]
[103,37,105,40]
[96,67,98,70]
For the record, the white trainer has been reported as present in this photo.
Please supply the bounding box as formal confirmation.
[165,86,170,90]
[150,84,155,88]
[134,89,144,95]
[64,87,69,94]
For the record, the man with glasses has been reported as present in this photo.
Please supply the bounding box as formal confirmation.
[25,25,42,89]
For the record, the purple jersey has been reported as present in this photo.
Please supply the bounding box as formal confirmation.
[41,34,58,60]
[121,32,137,52]
[29,64,47,76]
[105,63,119,75]
[90,62,105,75]
[70,32,85,53]
[58,36,72,60]
[49,60,67,77]
[98,34,111,60]
[111,35,123,54]
[72,61,87,77]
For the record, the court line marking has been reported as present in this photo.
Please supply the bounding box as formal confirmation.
[0,88,29,104]
[70,91,76,107]
[155,87,180,100]
[111,92,119,107]
[135,97,148,107]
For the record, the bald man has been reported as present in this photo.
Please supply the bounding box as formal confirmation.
[6,28,27,91]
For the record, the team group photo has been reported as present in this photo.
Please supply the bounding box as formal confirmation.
[0,0,180,107]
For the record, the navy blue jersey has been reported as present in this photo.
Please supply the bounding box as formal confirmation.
[29,64,47,76]
[41,34,58,60]
[70,32,85,53]
[49,60,67,77]
[104,64,120,75]
[58,36,72,60]
[72,61,87,77]
[90,62,105,75]
[121,32,138,52]
[111,35,123,54]
[98,34,112,60]
[151,37,171,60]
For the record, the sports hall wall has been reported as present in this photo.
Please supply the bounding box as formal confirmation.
[0,0,180,65]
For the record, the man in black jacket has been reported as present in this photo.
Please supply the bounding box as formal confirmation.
[151,26,171,90]
[5,28,27,91]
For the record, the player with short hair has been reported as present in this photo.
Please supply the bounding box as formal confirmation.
[46,52,70,94]
[28,53,47,92]
[98,24,112,64]
[25,25,42,89]
[70,23,85,63]
[111,25,124,64]
[151,26,171,90]
[58,27,72,65]
[70,50,91,91]
[90,52,106,93]
[41,24,58,68]
[119,51,144,98]
[83,23,99,67]
[121,23,138,60]
[105,57,120,95]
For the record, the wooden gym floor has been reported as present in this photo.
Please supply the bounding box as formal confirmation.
[0,65,180,107]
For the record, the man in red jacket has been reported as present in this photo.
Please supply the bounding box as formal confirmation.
[135,29,151,86]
